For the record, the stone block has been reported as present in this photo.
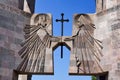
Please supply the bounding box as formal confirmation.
[0,0,18,8]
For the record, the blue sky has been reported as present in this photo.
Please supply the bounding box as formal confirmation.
[32,0,96,80]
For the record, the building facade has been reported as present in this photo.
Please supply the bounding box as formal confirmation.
[95,0,120,80]
[0,0,35,80]
[0,0,120,80]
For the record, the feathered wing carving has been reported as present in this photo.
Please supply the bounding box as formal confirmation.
[65,14,103,74]
[17,14,56,73]
[74,15,103,73]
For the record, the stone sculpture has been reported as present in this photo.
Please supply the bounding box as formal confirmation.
[17,14,59,73]
[65,14,103,74]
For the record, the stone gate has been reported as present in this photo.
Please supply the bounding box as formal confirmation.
[0,0,120,80]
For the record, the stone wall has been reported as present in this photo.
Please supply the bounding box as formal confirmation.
[0,0,18,8]
[95,0,120,80]
[0,0,120,80]
[0,2,32,80]
[0,0,36,13]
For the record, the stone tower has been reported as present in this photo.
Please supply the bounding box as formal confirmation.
[0,0,35,80]
[95,0,120,80]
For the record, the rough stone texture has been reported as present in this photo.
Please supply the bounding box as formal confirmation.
[69,1,120,80]
[0,0,120,80]
[0,2,32,80]
[0,0,18,8]
[95,0,120,80]
[0,0,35,13]
[17,13,54,74]
[69,14,104,75]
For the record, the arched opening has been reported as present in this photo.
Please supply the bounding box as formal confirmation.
[32,45,93,80]
[53,46,70,79]
[16,0,108,80]
[31,45,71,80]
[32,0,96,80]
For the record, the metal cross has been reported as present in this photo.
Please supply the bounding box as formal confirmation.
[56,13,69,58]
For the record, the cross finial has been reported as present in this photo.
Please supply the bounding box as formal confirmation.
[55,13,69,58]
[56,13,69,36]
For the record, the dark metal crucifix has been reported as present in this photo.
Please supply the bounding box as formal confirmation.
[56,13,69,58]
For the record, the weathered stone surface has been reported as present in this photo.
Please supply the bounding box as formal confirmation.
[69,14,104,75]
[16,13,54,74]
[0,0,120,80]
[0,0,18,8]
[0,2,31,80]
[95,0,120,79]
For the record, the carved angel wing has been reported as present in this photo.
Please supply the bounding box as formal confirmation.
[73,14,103,73]
[17,14,52,73]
